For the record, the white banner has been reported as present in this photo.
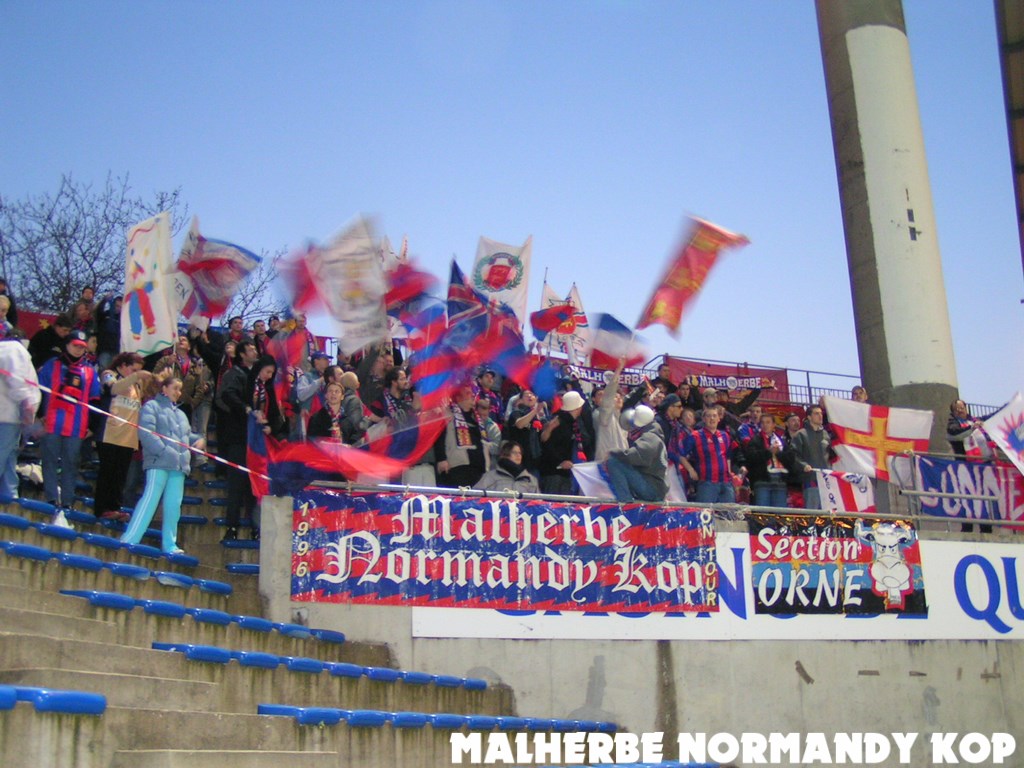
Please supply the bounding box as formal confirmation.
[315,218,389,356]
[413,534,1024,641]
[471,234,531,329]
[121,211,178,356]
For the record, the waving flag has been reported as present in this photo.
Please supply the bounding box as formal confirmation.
[313,218,390,355]
[470,235,532,329]
[983,392,1024,476]
[637,217,749,335]
[540,283,589,363]
[122,212,178,356]
[175,217,261,323]
[815,469,875,515]
[530,304,575,340]
[823,396,933,481]
[278,244,323,313]
[586,313,648,370]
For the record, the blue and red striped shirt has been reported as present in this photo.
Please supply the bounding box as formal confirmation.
[38,355,100,438]
[683,426,736,483]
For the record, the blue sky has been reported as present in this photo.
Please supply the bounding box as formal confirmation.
[2,1,1020,407]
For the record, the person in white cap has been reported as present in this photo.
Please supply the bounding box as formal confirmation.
[605,405,668,503]
[539,389,594,495]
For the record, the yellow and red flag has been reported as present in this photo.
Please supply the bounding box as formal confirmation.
[637,217,749,335]
[823,396,933,482]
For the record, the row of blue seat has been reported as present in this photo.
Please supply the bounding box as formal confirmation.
[0,540,231,596]
[5,502,201,567]
[0,684,105,716]
[151,641,485,690]
[60,589,343,642]
[257,703,616,732]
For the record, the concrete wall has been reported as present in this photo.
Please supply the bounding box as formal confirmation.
[260,496,1024,766]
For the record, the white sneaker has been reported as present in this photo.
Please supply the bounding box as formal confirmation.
[52,510,74,530]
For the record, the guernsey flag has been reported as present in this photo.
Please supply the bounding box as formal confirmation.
[823,396,933,482]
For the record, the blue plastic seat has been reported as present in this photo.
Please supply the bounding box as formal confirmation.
[209,497,229,507]
[467,715,498,730]
[327,662,365,678]
[163,551,199,568]
[188,608,232,626]
[391,711,428,728]
[221,539,258,550]
[80,532,123,550]
[137,599,188,618]
[233,615,273,632]
[344,709,388,727]
[226,563,259,575]
[32,521,78,541]
[309,628,345,644]
[183,645,233,664]
[433,674,462,688]
[0,685,16,710]
[285,656,325,674]
[106,562,151,580]
[237,652,280,669]
[61,589,136,612]
[496,716,526,730]
[55,552,104,572]
[19,686,106,715]
[429,713,468,730]
[596,721,618,733]
[195,579,232,596]
[366,667,401,683]
[204,479,227,490]
[0,512,29,531]
[153,571,195,589]
[180,495,203,506]
[125,543,162,559]
[295,707,344,726]
[275,622,312,639]
[400,671,432,686]
[178,514,206,526]
[19,499,56,515]
[525,717,552,731]
[257,703,300,717]
[463,678,487,691]
[2,542,53,562]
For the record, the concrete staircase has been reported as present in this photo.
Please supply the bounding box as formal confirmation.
[0,475,532,768]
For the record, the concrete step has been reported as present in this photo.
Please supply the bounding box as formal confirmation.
[0,668,220,712]
[0,633,505,716]
[0,564,25,587]
[110,750,340,768]
[0,606,119,644]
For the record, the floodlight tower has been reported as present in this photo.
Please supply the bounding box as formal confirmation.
[816,0,957,449]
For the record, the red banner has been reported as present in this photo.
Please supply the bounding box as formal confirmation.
[666,356,790,404]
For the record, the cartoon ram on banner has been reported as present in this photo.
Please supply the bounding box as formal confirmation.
[748,514,928,616]
[291,490,719,612]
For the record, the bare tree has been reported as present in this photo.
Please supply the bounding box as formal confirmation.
[0,173,185,312]
[221,247,289,325]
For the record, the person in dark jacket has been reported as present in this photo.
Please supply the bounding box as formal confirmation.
[215,340,258,541]
[28,314,73,369]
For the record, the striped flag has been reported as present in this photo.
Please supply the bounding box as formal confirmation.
[175,217,261,322]
[815,469,875,515]
[586,313,647,370]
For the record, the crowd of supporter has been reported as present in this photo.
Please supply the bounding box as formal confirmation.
[0,281,1005,554]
